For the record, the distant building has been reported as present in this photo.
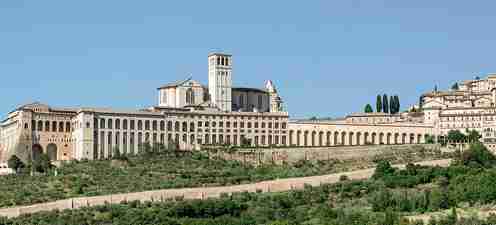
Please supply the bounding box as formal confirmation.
[1,52,457,164]
[0,53,288,163]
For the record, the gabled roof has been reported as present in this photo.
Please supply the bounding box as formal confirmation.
[157,77,193,90]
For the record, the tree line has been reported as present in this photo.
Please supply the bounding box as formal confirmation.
[364,94,401,114]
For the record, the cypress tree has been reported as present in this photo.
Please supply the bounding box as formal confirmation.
[364,104,373,113]
[376,95,382,113]
[389,95,395,114]
[394,95,400,113]
[383,94,389,114]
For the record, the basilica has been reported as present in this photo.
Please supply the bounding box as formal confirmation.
[0,53,289,162]
[1,52,494,164]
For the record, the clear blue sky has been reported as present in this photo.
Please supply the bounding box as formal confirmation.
[1,1,495,119]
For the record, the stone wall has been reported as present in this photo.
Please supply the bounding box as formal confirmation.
[0,158,451,219]
[220,144,440,165]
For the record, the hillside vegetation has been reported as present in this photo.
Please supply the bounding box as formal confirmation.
[0,145,450,208]
[1,142,495,225]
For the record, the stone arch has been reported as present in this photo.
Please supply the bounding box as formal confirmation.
[356,132,362,145]
[304,131,309,146]
[319,131,324,146]
[46,143,58,161]
[152,121,158,131]
[190,134,195,145]
[349,132,354,146]
[387,133,392,145]
[52,121,57,132]
[417,134,422,144]
[58,121,64,132]
[402,133,407,144]
[410,133,415,144]
[174,121,180,132]
[379,133,385,145]
[190,122,195,132]
[297,130,302,146]
[37,120,43,131]
[32,144,43,161]
[311,131,317,146]
[160,121,165,131]
[395,133,400,144]
[100,119,105,129]
[334,131,339,146]
[326,131,331,146]
[107,119,113,129]
[341,131,346,146]
[204,133,210,144]
[182,121,187,132]
[45,121,50,132]
[364,132,369,145]
[371,132,377,145]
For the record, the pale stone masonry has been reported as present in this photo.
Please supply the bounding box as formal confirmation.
[5,52,493,163]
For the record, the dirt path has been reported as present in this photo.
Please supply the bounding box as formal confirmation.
[0,158,452,219]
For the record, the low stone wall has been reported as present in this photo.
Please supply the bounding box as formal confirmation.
[0,158,451,219]
[221,144,441,164]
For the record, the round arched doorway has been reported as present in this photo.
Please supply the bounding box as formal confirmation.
[32,144,43,161]
[46,143,58,161]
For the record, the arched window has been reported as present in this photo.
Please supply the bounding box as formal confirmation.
[152,121,157,131]
[107,119,113,129]
[59,122,64,132]
[186,88,194,105]
[115,119,120,130]
[175,121,180,132]
[37,121,43,131]
[225,58,229,66]
[160,121,165,131]
[145,121,150,130]
[190,122,195,132]
[182,122,187,132]
[123,119,128,130]
[100,119,105,129]
[130,120,135,130]
[138,120,143,130]
[52,121,57,132]
[167,121,172,131]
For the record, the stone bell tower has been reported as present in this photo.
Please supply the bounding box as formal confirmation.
[208,53,232,112]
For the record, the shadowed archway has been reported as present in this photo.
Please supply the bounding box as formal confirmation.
[32,144,43,161]
[46,143,58,161]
